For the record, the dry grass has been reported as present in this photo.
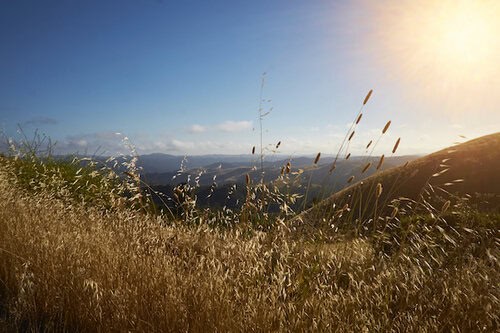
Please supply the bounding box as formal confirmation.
[0,93,498,331]
[0,157,498,332]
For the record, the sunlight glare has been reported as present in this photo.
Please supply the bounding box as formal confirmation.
[369,0,500,112]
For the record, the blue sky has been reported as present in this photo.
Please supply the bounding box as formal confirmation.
[1,0,499,156]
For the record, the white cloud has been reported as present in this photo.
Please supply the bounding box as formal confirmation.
[216,120,252,132]
[309,126,320,132]
[170,139,195,151]
[186,121,252,134]
[75,140,88,147]
[188,124,206,133]
[57,132,125,155]
[52,129,252,155]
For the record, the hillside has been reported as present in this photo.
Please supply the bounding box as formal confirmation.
[0,133,499,331]
[297,132,500,228]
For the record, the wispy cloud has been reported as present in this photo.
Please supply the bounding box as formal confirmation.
[188,124,206,133]
[164,139,195,151]
[216,120,252,132]
[54,131,240,155]
[22,116,58,127]
[56,132,124,155]
[187,120,253,134]
[145,139,230,154]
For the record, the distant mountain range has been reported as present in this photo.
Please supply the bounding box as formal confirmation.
[47,151,418,189]
[141,154,417,188]
[48,151,419,210]
[140,154,417,211]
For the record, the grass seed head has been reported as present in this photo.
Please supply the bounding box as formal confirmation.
[356,113,363,125]
[392,138,401,154]
[376,183,383,198]
[362,162,372,173]
[382,121,391,134]
[348,131,355,141]
[314,152,321,165]
[363,89,373,105]
[441,200,451,213]
[329,163,336,174]
[391,206,399,219]
[376,155,385,170]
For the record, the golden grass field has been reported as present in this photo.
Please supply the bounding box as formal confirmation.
[0,133,499,331]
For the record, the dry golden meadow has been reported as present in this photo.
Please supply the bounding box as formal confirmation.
[0,92,498,332]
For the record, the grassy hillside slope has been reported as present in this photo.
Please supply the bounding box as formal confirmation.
[297,132,500,230]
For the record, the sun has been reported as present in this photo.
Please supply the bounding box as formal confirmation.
[368,0,500,111]
[437,8,491,65]
[424,1,498,70]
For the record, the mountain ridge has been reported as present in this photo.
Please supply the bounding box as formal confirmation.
[296,132,500,226]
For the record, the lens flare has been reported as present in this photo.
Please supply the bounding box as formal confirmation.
[368,0,500,112]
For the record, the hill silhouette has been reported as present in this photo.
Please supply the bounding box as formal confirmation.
[297,132,500,227]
